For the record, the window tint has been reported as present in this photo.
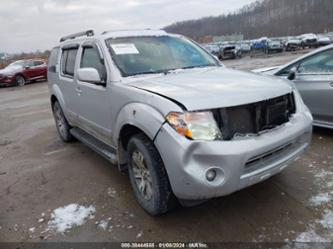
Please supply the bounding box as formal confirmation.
[80,46,106,82]
[61,48,78,77]
[25,61,35,67]
[34,61,44,66]
[298,49,333,74]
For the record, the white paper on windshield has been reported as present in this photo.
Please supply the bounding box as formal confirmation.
[111,44,139,55]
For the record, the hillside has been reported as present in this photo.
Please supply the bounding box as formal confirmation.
[164,0,333,40]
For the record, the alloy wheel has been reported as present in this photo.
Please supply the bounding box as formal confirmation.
[16,75,26,86]
[131,150,153,201]
[54,104,67,138]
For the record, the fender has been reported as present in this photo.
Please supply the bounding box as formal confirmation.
[113,103,166,145]
[50,84,72,122]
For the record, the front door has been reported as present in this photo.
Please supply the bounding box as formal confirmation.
[72,42,113,145]
[293,49,333,125]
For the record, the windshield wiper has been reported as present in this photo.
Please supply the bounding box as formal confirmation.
[127,65,216,77]
[129,69,176,77]
[181,64,215,70]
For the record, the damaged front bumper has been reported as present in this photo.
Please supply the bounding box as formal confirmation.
[154,111,312,200]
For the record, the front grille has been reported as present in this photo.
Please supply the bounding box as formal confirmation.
[213,93,296,140]
[245,142,293,169]
[241,131,310,177]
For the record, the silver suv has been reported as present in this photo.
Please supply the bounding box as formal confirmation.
[48,29,313,215]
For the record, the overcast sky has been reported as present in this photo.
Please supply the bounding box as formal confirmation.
[1,0,255,53]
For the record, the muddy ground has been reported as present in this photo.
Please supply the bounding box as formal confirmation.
[0,50,332,243]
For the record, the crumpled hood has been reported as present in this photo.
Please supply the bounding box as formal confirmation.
[0,65,22,75]
[126,67,293,111]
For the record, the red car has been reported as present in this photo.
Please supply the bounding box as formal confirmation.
[0,59,47,87]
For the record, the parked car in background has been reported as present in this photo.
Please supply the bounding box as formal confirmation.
[0,52,8,60]
[267,39,284,53]
[202,43,220,56]
[253,44,333,129]
[251,37,268,51]
[299,33,318,48]
[239,42,252,54]
[218,44,242,60]
[0,59,47,87]
[48,29,312,215]
[317,36,331,47]
[285,37,302,51]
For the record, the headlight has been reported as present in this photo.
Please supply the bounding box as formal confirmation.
[166,111,222,140]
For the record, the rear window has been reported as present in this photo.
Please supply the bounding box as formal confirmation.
[48,47,59,69]
[34,61,44,66]
[61,48,78,77]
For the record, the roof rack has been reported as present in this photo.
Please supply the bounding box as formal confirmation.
[101,28,153,35]
[60,30,94,42]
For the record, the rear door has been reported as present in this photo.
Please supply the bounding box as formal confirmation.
[58,44,80,124]
[32,60,47,79]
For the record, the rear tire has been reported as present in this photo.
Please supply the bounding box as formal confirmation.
[16,75,26,87]
[127,133,178,215]
[52,101,74,142]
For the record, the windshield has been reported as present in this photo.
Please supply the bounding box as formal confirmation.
[106,36,219,77]
[8,61,25,68]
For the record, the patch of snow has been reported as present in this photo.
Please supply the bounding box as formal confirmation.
[136,231,143,238]
[295,229,329,242]
[97,220,109,230]
[107,187,117,198]
[309,193,332,206]
[315,170,333,178]
[319,210,333,230]
[47,204,95,234]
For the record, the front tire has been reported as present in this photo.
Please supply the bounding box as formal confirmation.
[16,75,26,87]
[127,134,177,215]
[52,101,74,142]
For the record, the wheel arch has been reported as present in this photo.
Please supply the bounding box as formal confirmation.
[114,103,166,167]
[50,94,58,108]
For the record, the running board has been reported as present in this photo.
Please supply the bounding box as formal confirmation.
[70,128,118,165]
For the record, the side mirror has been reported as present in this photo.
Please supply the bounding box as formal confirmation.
[288,67,297,81]
[77,68,104,85]
[24,66,30,70]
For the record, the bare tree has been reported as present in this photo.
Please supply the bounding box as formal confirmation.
[164,0,333,40]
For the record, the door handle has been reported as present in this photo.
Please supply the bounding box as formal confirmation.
[75,88,82,94]
[330,82,333,88]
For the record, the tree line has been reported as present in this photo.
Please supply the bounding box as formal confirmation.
[164,0,333,40]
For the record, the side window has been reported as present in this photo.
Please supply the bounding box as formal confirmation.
[25,61,35,68]
[80,46,107,82]
[34,61,44,66]
[277,49,333,76]
[61,48,78,77]
[298,49,333,74]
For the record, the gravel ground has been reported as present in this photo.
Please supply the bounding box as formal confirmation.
[0,50,332,243]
